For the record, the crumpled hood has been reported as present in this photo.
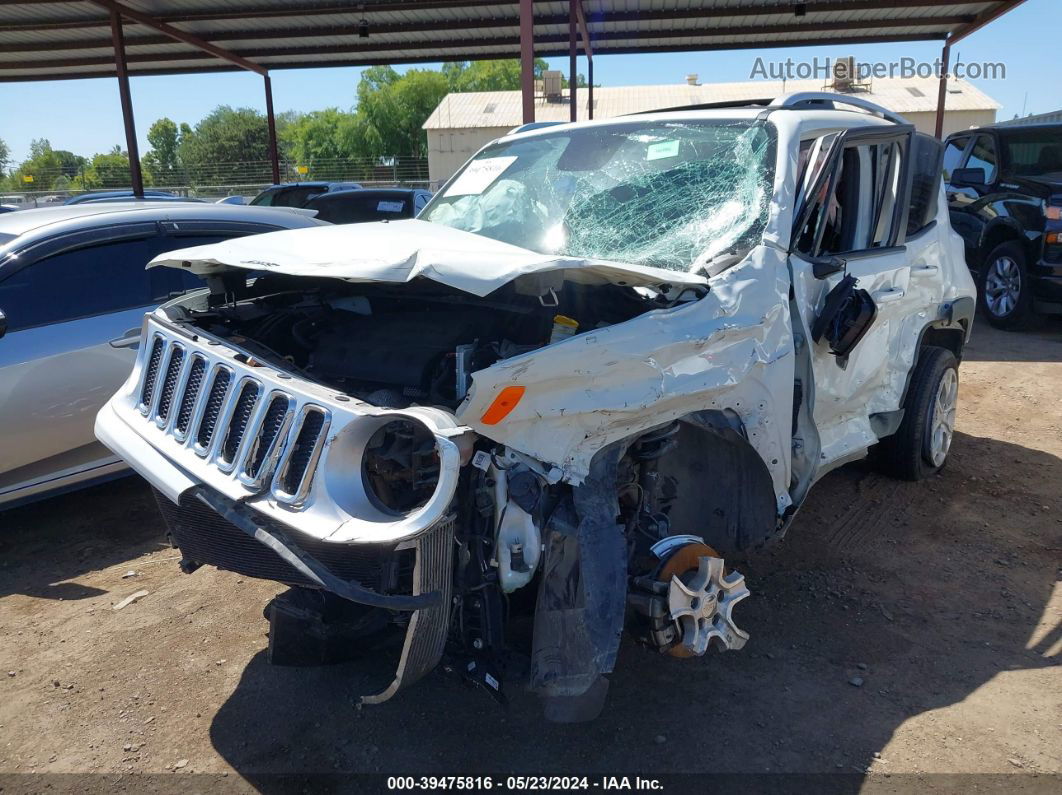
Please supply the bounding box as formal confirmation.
[147,218,707,297]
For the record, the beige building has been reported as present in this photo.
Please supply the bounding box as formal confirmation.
[423,75,1000,185]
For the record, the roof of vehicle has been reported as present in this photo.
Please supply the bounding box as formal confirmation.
[306,187,429,203]
[0,202,325,249]
[256,182,362,191]
[497,103,895,147]
[949,123,1062,139]
[64,189,178,204]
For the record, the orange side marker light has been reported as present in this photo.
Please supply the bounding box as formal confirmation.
[480,386,525,425]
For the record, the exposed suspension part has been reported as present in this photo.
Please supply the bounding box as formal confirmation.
[628,536,749,657]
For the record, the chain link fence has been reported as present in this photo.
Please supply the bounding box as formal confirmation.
[1,156,434,207]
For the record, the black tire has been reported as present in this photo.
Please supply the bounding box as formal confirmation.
[978,240,1037,330]
[877,346,959,482]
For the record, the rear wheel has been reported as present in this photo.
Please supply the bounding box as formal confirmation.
[978,241,1036,330]
[877,346,959,481]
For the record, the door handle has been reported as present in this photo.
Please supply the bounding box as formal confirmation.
[873,288,905,304]
[109,328,142,349]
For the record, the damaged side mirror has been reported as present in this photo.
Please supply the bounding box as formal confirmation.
[810,274,877,361]
[810,255,846,280]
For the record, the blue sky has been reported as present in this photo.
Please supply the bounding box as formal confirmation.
[0,0,1057,163]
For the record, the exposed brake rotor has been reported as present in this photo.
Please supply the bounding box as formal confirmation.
[653,538,749,658]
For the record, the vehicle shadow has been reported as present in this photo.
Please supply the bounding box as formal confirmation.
[207,430,1060,786]
[960,313,1062,362]
[0,476,166,600]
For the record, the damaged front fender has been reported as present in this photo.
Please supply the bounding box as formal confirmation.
[460,244,796,514]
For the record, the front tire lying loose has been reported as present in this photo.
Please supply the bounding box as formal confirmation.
[878,346,959,481]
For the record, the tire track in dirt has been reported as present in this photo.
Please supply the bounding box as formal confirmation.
[824,471,905,551]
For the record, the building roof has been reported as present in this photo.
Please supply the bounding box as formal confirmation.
[995,109,1062,126]
[423,76,1001,130]
[0,1,1024,83]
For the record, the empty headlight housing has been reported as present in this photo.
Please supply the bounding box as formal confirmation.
[361,419,441,515]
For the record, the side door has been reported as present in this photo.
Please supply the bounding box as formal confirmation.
[0,224,175,490]
[0,219,285,493]
[789,124,929,470]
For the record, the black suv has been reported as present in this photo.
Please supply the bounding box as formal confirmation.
[943,123,1062,329]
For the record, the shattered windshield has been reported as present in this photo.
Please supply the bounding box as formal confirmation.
[423,119,775,272]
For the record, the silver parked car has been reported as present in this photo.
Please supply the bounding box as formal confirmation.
[0,202,325,508]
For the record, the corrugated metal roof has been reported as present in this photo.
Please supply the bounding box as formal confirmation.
[423,76,1001,129]
[0,1,1016,82]
[995,108,1062,126]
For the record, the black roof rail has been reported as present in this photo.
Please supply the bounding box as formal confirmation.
[627,98,774,115]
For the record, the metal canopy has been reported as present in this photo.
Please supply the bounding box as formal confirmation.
[0,1,1027,83]
[0,0,1027,196]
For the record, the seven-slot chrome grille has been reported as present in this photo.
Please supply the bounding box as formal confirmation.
[135,329,330,507]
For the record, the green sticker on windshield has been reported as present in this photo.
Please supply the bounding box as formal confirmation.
[646,140,680,161]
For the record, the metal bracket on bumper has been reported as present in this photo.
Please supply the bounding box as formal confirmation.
[192,487,440,612]
[192,487,456,704]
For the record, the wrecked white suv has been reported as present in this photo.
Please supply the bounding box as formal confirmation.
[97,94,975,719]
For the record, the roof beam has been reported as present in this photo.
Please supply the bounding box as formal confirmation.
[0,32,951,83]
[0,0,991,34]
[85,0,266,75]
[575,0,592,60]
[0,12,974,54]
[0,25,955,74]
[947,0,1027,45]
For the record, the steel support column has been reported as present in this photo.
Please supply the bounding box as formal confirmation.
[109,7,143,197]
[569,0,577,122]
[587,58,593,119]
[574,0,593,119]
[520,0,534,124]
[934,43,951,139]
[264,74,280,184]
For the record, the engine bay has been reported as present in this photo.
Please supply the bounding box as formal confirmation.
[170,273,689,409]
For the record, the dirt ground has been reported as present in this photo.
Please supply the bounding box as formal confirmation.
[1,317,1059,791]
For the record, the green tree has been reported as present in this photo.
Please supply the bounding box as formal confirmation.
[442,58,550,92]
[280,108,358,167]
[0,137,10,174]
[8,139,87,191]
[75,146,131,190]
[142,117,183,185]
[350,67,449,158]
[178,106,270,185]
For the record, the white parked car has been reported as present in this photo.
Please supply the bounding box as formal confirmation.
[96,94,975,719]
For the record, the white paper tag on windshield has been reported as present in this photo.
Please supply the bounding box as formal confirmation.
[444,155,517,197]
[647,140,680,161]
[376,200,405,213]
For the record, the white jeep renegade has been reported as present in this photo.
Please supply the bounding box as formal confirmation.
[97,93,975,719]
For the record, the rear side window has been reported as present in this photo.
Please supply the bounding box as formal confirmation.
[253,186,325,208]
[1001,130,1062,177]
[942,136,969,181]
[966,135,998,183]
[0,236,177,331]
[0,230,255,332]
